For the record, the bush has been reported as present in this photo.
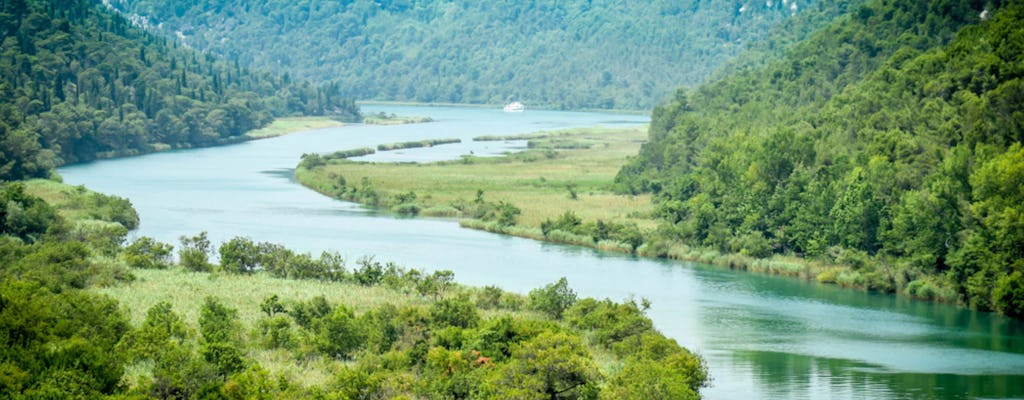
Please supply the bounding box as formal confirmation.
[316,304,365,359]
[528,277,577,320]
[123,236,174,269]
[255,316,294,350]
[431,294,481,329]
[179,232,213,272]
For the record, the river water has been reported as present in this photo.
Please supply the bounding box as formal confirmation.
[59,105,1024,400]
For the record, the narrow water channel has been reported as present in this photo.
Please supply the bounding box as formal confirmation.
[59,105,1024,400]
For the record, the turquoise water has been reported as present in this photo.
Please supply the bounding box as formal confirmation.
[60,105,1024,399]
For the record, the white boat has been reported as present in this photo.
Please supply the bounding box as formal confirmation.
[503,101,525,112]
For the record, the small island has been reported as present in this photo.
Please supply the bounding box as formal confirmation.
[363,112,435,125]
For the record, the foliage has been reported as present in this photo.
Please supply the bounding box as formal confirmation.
[0,280,130,398]
[179,231,213,272]
[617,0,1024,315]
[0,182,61,242]
[528,277,578,320]
[108,0,857,110]
[0,0,359,181]
[122,236,173,269]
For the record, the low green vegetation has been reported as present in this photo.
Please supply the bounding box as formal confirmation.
[0,179,708,399]
[243,117,348,139]
[295,127,658,253]
[363,112,434,126]
[377,138,461,151]
[617,0,1024,317]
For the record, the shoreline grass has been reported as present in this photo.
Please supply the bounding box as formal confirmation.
[296,126,656,230]
[362,113,435,125]
[293,125,960,305]
[377,138,461,151]
[244,116,347,139]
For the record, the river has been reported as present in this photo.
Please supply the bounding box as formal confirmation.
[59,105,1024,400]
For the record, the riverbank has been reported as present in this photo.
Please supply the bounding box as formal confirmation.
[294,126,958,308]
[3,177,708,397]
[295,126,656,228]
[244,116,348,139]
[362,112,434,125]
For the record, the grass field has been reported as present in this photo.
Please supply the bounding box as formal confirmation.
[244,116,347,139]
[296,126,656,229]
[91,267,542,388]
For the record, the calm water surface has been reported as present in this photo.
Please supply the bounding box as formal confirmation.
[60,105,1024,400]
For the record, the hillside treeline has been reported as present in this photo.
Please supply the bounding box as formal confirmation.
[0,0,360,181]
[617,0,1024,316]
[107,0,859,110]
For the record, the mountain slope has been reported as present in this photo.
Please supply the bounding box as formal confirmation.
[617,0,1024,316]
[106,0,857,110]
[0,0,359,181]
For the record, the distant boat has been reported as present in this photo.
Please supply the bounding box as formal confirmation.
[503,101,525,112]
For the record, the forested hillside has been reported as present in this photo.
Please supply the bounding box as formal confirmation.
[617,0,1024,316]
[0,0,359,181]
[106,0,857,110]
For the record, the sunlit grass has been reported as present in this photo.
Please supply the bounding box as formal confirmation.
[94,268,431,329]
[299,126,656,229]
[245,116,347,139]
[22,178,123,225]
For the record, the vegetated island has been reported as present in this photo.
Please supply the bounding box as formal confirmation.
[363,112,435,126]
[295,127,658,253]
[243,116,349,139]
[1,177,708,399]
[378,138,462,151]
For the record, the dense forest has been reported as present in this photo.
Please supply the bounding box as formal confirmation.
[617,0,1024,316]
[105,0,859,110]
[0,181,707,398]
[0,0,360,181]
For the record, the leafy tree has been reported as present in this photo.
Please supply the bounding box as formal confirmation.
[0,182,60,242]
[528,277,578,320]
[198,297,246,377]
[219,236,260,274]
[482,331,601,400]
[179,231,213,272]
[601,358,699,400]
[315,304,365,359]
[430,294,481,329]
[122,236,174,269]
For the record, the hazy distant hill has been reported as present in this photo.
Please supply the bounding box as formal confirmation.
[105,0,856,110]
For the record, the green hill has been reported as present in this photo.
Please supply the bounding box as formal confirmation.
[617,0,1024,316]
[105,0,858,110]
[0,0,359,181]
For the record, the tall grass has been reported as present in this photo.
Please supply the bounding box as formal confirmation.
[244,116,346,139]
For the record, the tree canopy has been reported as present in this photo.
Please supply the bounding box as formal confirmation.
[0,0,360,181]
[617,0,1024,316]
[106,0,859,110]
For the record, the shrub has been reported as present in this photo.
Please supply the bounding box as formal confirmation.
[179,232,213,272]
[431,294,481,329]
[123,236,174,269]
[528,277,577,320]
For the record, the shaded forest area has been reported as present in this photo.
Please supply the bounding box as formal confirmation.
[0,0,360,181]
[618,0,1024,316]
